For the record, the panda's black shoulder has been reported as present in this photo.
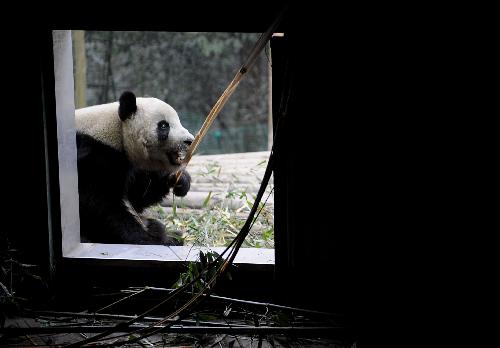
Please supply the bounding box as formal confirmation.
[76,132,129,172]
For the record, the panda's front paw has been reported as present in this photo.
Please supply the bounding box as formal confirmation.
[145,218,184,246]
[168,171,191,197]
[164,229,184,246]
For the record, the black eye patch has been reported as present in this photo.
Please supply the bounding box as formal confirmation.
[157,121,170,141]
[158,120,169,130]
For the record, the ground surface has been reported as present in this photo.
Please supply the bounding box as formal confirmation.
[155,151,274,248]
[163,151,272,210]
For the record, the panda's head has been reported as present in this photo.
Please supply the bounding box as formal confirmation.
[118,91,194,172]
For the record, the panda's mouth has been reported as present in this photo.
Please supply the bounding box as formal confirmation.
[167,151,186,166]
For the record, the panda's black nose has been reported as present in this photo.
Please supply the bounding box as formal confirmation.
[184,139,193,146]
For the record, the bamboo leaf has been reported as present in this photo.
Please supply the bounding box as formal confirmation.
[203,191,212,208]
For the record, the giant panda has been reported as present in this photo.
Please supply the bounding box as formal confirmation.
[75,91,194,245]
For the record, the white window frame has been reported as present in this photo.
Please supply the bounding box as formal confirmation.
[53,30,274,267]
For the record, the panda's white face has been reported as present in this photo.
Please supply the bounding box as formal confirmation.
[122,97,194,172]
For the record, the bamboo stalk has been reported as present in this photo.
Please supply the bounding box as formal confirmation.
[174,6,287,184]
[131,287,342,317]
[94,287,149,313]
[23,310,249,327]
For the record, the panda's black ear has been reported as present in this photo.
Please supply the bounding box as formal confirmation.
[118,91,137,121]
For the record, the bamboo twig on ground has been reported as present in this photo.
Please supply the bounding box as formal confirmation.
[1,325,347,336]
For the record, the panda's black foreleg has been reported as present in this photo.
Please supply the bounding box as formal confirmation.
[102,205,175,245]
[104,207,153,245]
[80,206,150,245]
[124,170,190,246]
[128,170,191,213]
[127,171,170,213]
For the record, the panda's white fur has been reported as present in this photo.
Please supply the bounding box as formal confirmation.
[76,102,122,149]
[76,97,194,172]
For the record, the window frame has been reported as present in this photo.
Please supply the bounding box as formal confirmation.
[47,30,275,278]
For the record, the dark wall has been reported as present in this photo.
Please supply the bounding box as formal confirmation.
[273,4,441,342]
[3,31,52,267]
[273,5,378,331]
